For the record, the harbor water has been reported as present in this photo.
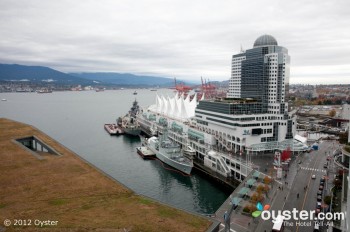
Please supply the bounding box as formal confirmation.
[0,89,229,214]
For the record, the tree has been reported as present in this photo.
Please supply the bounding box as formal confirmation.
[324,195,331,205]
[333,179,342,189]
[329,109,336,117]
[263,176,272,185]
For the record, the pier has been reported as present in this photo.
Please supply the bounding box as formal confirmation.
[193,160,240,191]
[104,123,124,135]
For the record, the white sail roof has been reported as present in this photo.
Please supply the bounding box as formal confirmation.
[149,93,198,121]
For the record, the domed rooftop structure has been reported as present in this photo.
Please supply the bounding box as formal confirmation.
[253,34,278,47]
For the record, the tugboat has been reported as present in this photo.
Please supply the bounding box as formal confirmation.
[117,100,142,136]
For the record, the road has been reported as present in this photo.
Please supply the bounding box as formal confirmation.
[283,140,336,232]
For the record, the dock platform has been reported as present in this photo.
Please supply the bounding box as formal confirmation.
[104,123,124,135]
[136,146,156,159]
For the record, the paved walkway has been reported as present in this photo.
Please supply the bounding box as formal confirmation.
[214,149,304,232]
[214,172,285,232]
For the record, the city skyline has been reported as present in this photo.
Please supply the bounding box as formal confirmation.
[1,0,349,84]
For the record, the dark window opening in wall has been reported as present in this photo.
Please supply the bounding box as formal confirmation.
[252,128,262,135]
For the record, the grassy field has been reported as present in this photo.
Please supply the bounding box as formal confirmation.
[0,118,211,231]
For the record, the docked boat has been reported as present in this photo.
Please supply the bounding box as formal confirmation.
[133,90,137,95]
[147,133,193,175]
[117,100,141,136]
[136,146,156,159]
[37,88,52,93]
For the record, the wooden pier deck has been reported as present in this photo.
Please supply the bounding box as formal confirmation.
[104,123,124,135]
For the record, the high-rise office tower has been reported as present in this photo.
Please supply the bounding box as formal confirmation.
[228,34,290,115]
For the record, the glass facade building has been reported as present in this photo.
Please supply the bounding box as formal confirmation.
[194,35,296,147]
[228,34,290,116]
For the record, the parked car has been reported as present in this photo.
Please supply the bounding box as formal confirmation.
[317,195,322,201]
[317,190,323,196]
[316,202,322,208]
[312,174,316,179]
[323,163,328,168]
[319,185,324,190]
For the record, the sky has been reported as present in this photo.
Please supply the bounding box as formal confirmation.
[0,0,349,84]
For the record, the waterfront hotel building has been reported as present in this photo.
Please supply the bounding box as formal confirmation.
[138,35,304,179]
[194,35,299,153]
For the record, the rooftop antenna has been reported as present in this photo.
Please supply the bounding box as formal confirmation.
[240,44,244,53]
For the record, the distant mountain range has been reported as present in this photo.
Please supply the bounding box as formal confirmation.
[0,63,192,87]
[0,64,93,84]
[69,72,178,86]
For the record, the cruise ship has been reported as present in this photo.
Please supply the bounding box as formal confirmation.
[147,133,193,175]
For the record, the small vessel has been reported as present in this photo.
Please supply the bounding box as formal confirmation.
[104,124,123,135]
[96,88,104,92]
[37,88,52,93]
[133,90,137,95]
[150,89,157,91]
[117,100,141,136]
[1,99,7,101]
[136,146,156,159]
[147,133,193,175]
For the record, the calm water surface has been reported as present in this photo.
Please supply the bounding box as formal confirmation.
[0,89,229,214]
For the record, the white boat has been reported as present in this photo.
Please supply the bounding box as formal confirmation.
[37,88,52,93]
[147,135,193,175]
[1,99,7,101]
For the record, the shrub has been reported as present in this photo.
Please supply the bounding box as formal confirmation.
[263,176,272,185]
[250,192,265,204]
[263,184,270,192]
[243,204,257,214]
[256,184,270,193]
[256,185,265,193]
[243,206,250,213]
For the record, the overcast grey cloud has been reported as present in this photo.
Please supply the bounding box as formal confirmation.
[0,0,349,84]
